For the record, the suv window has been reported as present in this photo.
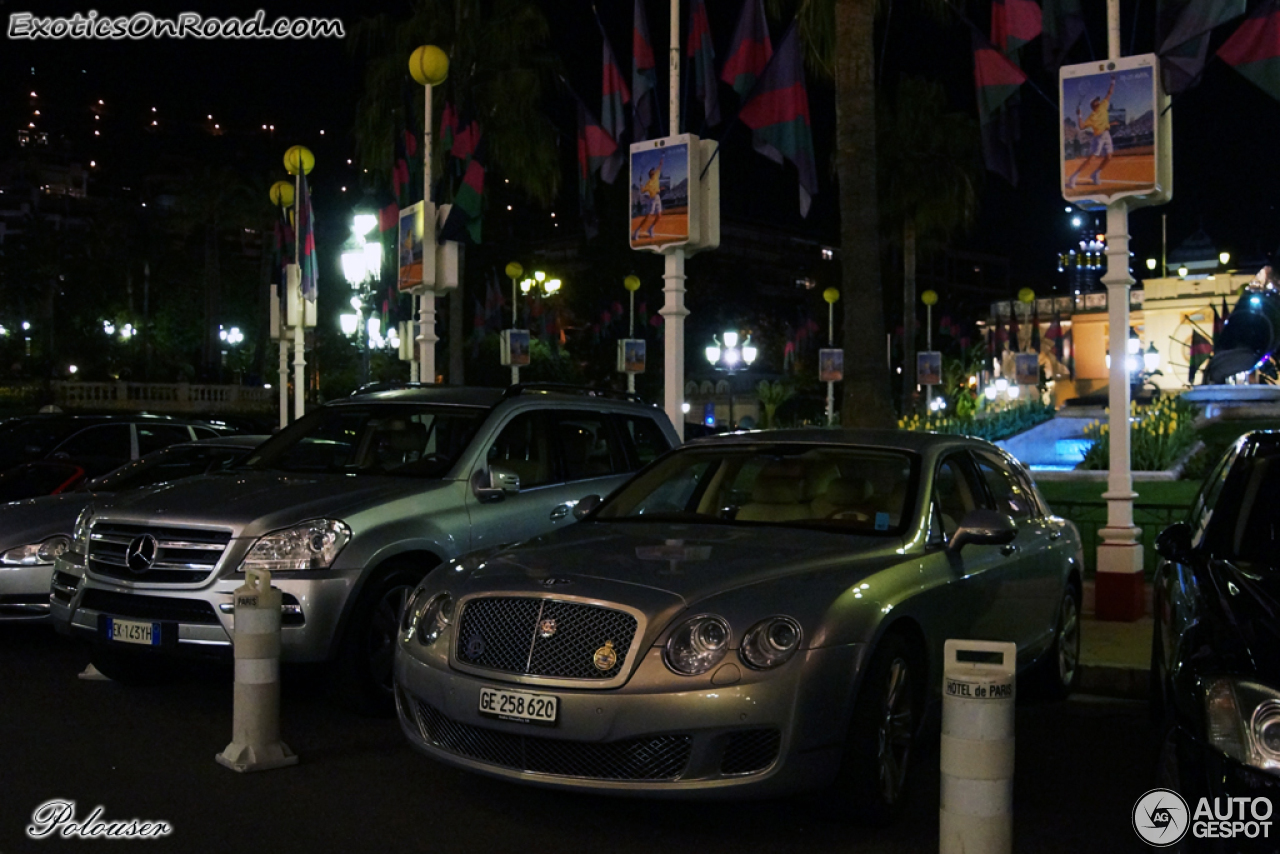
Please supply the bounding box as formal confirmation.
[53,424,132,460]
[618,414,671,469]
[557,413,624,481]
[137,424,193,455]
[974,453,1036,521]
[488,411,556,488]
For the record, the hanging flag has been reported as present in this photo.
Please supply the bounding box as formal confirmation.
[440,144,485,244]
[972,28,1028,185]
[598,12,631,158]
[451,110,480,163]
[632,0,660,140]
[1031,305,1042,353]
[576,92,619,239]
[1159,0,1246,95]
[991,0,1043,56]
[273,205,294,282]
[1042,0,1085,72]
[1218,0,1280,101]
[1189,329,1214,382]
[1045,312,1064,364]
[1007,308,1021,352]
[297,170,318,303]
[687,0,721,127]
[738,24,818,216]
[1212,302,1223,346]
[440,101,458,161]
[721,0,773,98]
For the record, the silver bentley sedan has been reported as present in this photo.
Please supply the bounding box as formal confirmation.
[394,429,1082,822]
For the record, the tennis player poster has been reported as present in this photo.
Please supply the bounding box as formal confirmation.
[1060,55,1170,208]
[630,134,701,251]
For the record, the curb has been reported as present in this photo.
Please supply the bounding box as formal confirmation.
[1078,663,1149,701]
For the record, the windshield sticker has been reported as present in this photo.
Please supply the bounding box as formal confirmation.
[875,513,890,531]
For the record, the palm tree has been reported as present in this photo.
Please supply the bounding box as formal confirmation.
[350,0,560,382]
[773,0,947,428]
[879,76,980,413]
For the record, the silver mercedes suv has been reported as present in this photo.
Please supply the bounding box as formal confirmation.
[51,384,678,711]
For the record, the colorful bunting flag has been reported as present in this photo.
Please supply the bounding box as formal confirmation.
[1158,0,1246,95]
[576,93,619,239]
[1218,0,1280,101]
[687,0,721,127]
[297,170,317,303]
[1042,0,1085,72]
[991,0,1043,55]
[721,0,773,98]
[1189,329,1214,383]
[599,13,631,154]
[1007,308,1021,352]
[441,145,484,244]
[738,24,818,216]
[632,0,660,140]
[972,28,1028,185]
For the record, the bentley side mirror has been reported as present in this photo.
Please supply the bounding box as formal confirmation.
[471,465,520,503]
[948,509,1018,552]
[1155,522,1193,563]
[573,494,602,520]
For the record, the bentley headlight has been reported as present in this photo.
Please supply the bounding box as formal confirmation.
[241,519,351,572]
[1,536,72,567]
[664,615,731,675]
[740,616,803,670]
[414,593,454,646]
[1205,677,1280,773]
[73,507,92,554]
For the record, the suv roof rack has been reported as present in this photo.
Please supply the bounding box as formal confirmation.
[500,383,647,404]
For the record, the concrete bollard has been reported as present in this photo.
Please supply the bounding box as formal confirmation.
[216,569,297,772]
[939,639,1016,854]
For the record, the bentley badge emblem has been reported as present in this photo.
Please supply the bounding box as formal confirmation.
[466,635,486,659]
[539,618,558,638]
[593,640,618,672]
[125,534,158,574]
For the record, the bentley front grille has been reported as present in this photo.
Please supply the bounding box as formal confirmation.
[413,700,690,781]
[87,522,231,584]
[720,729,781,775]
[454,596,638,680]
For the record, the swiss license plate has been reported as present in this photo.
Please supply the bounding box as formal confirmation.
[478,686,559,725]
[107,617,161,646]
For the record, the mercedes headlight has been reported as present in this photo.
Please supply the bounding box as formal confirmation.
[413,593,454,646]
[73,508,92,554]
[241,519,351,572]
[1205,677,1280,773]
[740,616,803,670]
[1,535,72,567]
[664,615,731,675]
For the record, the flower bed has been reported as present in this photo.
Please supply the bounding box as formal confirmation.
[897,399,1055,443]
[1078,395,1197,471]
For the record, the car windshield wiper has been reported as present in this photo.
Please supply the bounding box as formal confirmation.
[604,511,729,524]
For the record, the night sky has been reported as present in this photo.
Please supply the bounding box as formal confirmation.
[5,0,1280,298]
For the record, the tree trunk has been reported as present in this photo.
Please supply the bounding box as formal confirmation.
[836,0,895,428]
[902,217,917,415]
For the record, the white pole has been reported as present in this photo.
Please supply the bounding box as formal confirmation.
[1096,0,1143,621]
[661,0,687,440]
[511,277,520,386]
[826,299,835,425]
[277,336,288,430]
[292,170,305,422]
[418,81,437,384]
[628,288,636,394]
[925,303,933,410]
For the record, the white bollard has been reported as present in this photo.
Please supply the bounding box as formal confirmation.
[216,569,297,772]
[939,639,1016,854]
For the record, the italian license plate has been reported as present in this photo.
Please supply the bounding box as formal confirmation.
[107,617,161,646]
[478,686,558,725]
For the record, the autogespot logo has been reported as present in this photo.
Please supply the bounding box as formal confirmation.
[1133,788,1190,847]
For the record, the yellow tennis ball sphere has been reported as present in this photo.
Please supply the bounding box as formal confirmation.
[921,290,938,306]
[409,45,449,86]
[269,180,294,208]
[823,287,840,304]
[283,145,314,176]
[1018,287,1036,304]
[505,262,524,280]
[624,275,641,292]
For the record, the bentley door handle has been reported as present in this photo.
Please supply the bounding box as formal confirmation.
[1000,544,1019,556]
[550,503,571,520]
[1049,530,1063,541]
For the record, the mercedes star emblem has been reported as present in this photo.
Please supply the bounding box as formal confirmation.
[125,534,158,574]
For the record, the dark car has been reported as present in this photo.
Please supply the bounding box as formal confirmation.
[0,414,233,477]
[1153,430,1280,851]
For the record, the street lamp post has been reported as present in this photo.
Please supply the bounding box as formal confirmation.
[823,288,839,424]
[705,331,757,429]
[410,45,449,384]
[624,275,641,394]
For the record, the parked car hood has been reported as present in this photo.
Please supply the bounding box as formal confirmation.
[0,492,93,550]
[90,470,446,536]
[462,520,904,610]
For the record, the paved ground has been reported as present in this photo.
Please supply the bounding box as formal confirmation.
[2,624,1162,854]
